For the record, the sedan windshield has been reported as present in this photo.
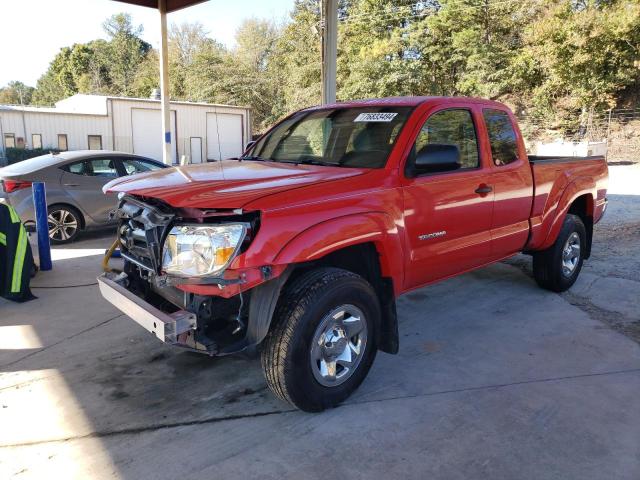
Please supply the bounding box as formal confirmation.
[248,106,412,168]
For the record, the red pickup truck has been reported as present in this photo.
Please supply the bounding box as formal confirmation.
[98,97,608,412]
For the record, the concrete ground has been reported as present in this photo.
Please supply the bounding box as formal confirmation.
[1,165,639,479]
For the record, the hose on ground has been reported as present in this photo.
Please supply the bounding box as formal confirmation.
[102,237,122,273]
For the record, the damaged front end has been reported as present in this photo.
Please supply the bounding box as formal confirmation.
[99,195,285,356]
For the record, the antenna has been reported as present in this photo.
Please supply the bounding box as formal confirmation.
[215,111,225,180]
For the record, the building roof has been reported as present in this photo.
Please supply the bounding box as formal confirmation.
[0,94,250,116]
[0,104,94,115]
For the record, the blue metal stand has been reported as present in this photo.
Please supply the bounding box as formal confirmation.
[32,182,52,271]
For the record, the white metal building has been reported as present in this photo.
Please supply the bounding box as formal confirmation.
[0,94,251,164]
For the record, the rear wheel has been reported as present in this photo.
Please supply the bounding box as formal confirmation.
[261,268,379,412]
[48,205,82,244]
[533,214,586,292]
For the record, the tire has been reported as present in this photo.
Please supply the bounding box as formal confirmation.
[47,204,82,244]
[533,214,586,292]
[261,267,380,412]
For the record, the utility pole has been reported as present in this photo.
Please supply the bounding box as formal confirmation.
[158,0,172,165]
[321,0,338,105]
[18,88,27,149]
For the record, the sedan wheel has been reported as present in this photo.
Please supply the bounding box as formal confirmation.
[48,207,80,243]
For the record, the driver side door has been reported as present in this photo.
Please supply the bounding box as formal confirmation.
[402,107,494,289]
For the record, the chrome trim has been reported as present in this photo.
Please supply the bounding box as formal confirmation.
[419,230,447,241]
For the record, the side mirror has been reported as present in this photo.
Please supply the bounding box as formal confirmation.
[245,140,256,151]
[414,144,461,174]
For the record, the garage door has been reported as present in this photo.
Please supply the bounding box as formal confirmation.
[132,108,177,163]
[207,113,243,161]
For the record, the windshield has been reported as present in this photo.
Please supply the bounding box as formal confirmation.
[248,106,412,168]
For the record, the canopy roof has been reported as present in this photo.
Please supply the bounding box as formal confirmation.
[113,0,206,13]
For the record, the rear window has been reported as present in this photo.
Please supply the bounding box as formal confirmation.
[483,109,519,166]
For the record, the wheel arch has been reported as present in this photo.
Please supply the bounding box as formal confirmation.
[537,178,595,255]
[250,238,401,355]
[288,242,400,355]
[272,212,404,282]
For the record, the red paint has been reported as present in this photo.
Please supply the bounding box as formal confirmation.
[105,97,608,297]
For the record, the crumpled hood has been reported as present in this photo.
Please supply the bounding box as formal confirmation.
[104,160,368,209]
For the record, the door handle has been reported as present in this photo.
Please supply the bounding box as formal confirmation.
[475,185,493,195]
[64,183,80,187]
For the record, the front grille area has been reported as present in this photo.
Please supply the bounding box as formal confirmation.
[117,196,175,274]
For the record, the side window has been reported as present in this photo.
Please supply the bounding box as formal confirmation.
[58,134,68,151]
[32,134,42,149]
[88,135,102,150]
[4,134,16,149]
[64,161,86,175]
[63,159,118,177]
[483,109,519,166]
[88,158,118,177]
[122,159,162,175]
[414,109,479,170]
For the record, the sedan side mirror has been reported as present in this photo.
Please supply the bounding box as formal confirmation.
[414,144,461,175]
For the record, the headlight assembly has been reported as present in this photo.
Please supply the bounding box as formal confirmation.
[161,224,247,277]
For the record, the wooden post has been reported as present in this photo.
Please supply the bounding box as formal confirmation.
[159,0,172,165]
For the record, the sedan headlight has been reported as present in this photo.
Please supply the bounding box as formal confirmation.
[162,224,247,277]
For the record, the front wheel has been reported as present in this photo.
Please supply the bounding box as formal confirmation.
[533,214,586,292]
[261,268,379,412]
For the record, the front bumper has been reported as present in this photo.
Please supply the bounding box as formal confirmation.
[98,272,197,344]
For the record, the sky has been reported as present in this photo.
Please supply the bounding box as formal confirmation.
[0,0,295,87]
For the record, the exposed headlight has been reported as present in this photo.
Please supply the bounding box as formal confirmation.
[162,224,247,277]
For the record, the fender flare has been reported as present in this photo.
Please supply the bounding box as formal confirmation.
[539,177,595,251]
[272,211,404,281]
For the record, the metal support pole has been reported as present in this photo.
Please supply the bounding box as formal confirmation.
[32,182,52,271]
[159,0,173,165]
[321,0,338,105]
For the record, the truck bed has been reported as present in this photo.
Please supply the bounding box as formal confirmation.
[526,155,608,251]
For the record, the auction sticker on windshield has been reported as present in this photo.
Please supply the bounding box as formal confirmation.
[354,112,398,122]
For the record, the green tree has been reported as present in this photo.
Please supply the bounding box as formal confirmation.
[103,13,152,96]
[32,13,151,104]
[339,0,424,99]
[0,81,35,105]
[515,0,640,124]
[270,0,322,115]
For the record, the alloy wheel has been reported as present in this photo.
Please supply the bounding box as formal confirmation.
[48,209,78,242]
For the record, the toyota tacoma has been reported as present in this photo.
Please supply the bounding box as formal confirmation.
[98,97,608,412]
